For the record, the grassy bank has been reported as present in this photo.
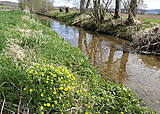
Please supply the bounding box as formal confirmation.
[40,11,160,56]
[0,10,156,113]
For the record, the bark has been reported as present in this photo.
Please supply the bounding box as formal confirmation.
[80,0,85,14]
[114,0,121,18]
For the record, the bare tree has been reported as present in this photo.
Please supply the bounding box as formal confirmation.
[123,0,143,23]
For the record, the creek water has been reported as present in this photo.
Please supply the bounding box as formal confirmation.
[36,15,160,113]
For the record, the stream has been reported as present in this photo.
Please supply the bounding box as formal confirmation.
[36,15,160,113]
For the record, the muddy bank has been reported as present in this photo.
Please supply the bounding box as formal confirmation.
[36,12,160,56]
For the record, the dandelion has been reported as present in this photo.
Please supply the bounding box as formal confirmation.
[42,73,44,76]
[52,104,54,107]
[63,92,65,95]
[121,112,124,114]
[47,103,50,107]
[64,88,68,91]
[59,97,61,100]
[41,112,44,114]
[59,87,63,90]
[23,88,26,90]
[85,112,88,114]
[40,106,44,110]
[29,89,33,92]
[44,103,46,106]
[29,70,33,74]
[76,90,79,94]
[53,91,56,94]
[47,78,49,80]
[52,74,56,77]
[54,100,57,104]
[125,109,127,112]
[48,97,51,101]
[41,93,43,97]
[106,111,109,113]
[46,81,48,83]
[88,106,90,109]
[35,71,37,74]
[33,77,35,79]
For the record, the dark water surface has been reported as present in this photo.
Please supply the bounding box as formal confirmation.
[36,15,160,113]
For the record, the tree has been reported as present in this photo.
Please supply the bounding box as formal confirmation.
[114,0,121,18]
[80,0,85,13]
[123,0,143,23]
[18,0,54,13]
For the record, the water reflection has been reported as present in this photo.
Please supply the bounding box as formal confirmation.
[36,15,160,113]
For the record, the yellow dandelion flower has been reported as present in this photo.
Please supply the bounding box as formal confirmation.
[33,77,35,79]
[76,104,78,107]
[49,97,51,101]
[41,112,44,114]
[53,91,56,94]
[42,74,44,76]
[51,66,54,69]
[121,112,124,114]
[35,71,37,74]
[59,87,63,90]
[40,105,44,110]
[41,93,43,97]
[53,74,56,77]
[59,78,61,81]
[23,88,26,90]
[92,96,94,98]
[125,109,127,112]
[63,92,65,95]
[29,70,33,74]
[52,104,54,107]
[106,111,109,113]
[51,82,53,84]
[85,112,88,114]
[54,100,57,104]
[29,89,33,92]
[44,103,46,106]
[88,106,90,109]
[76,91,79,94]
[50,87,52,90]
[113,107,115,109]
[46,81,48,83]
[59,97,61,100]
[63,104,65,107]
[64,88,68,91]
[47,103,50,107]
[47,78,49,80]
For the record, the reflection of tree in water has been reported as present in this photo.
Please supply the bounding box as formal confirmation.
[118,51,129,84]
[138,54,160,70]
[77,28,130,84]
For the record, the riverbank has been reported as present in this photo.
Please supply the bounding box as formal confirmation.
[37,11,160,56]
[0,10,155,113]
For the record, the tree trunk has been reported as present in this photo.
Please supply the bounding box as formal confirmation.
[86,0,91,9]
[128,0,137,23]
[80,0,85,14]
[114,0,120,18]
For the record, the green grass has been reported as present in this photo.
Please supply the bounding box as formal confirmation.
[137,17,160,24]
[0,10,156,114]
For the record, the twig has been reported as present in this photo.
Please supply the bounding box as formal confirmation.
[98,104,105,112]
[18,82,22,114]
[0,65,20,90]
[3,107,15,114]
[65,106,82,111]
[0,99,5,114]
